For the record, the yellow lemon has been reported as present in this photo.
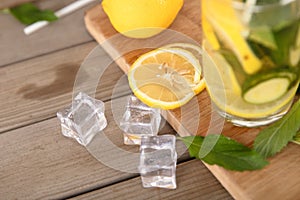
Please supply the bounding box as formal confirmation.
[102,0,184,38]
[128,47,204,109]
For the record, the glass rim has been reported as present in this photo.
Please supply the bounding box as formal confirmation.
[233,0,298,12]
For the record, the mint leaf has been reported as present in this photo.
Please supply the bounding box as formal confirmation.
[179,135,269,171]
[254,99,300,158]
[270,20,299,65]
[9,3,57,25]
[248,26,278,50]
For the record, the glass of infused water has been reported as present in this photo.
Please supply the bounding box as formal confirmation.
[202,0,300,127]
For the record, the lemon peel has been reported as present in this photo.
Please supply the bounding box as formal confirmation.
[102,0,183,38]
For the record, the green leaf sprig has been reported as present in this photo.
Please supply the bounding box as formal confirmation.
[180,99,300,171]
[8,3,58,25]
[179,135,268,171]
[254,99,300,158]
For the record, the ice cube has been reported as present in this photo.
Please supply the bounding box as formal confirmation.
[119,95,161,145]
[139,135,177,189]
[57,92,107,146]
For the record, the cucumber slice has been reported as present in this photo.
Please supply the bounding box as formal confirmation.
[243,77,290,104]
[242,68,298,104]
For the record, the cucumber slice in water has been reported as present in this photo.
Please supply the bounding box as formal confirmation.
[243,77,290,104]
[242,68,298,104]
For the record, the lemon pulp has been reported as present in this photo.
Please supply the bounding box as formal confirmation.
[128,47,205,109]
[128,63,195,109]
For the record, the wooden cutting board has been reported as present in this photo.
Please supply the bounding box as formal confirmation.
[84,1,300,199]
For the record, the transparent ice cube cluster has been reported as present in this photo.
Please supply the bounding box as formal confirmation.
[57,92,107,146]
[57,93,177,189]
[119,95,161,145]
[139,135,177,189]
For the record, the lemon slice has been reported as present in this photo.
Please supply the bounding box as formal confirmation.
[128,47,203,109]
[203,49,297,118]
[128,63,195,109]
[162,43,206,94]
[131,47,204,94]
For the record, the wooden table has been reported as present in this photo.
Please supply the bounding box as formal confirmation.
[0,0,233,199]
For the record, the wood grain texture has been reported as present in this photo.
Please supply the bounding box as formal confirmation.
[72,160,233,200]
[0,42,131,133]
[0,95,181,199]
[0,0,98,67]
[84,0,300,199]
[0,0,36,9]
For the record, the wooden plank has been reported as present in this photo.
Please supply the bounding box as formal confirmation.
[0,0,98,67]
[72,160,233,200]
[0,42,131,133]
[84,1,300,200]
[0,96,182,199]
[0,0,36,9]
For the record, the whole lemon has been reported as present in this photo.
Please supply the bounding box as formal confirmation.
[102,0,184,38]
